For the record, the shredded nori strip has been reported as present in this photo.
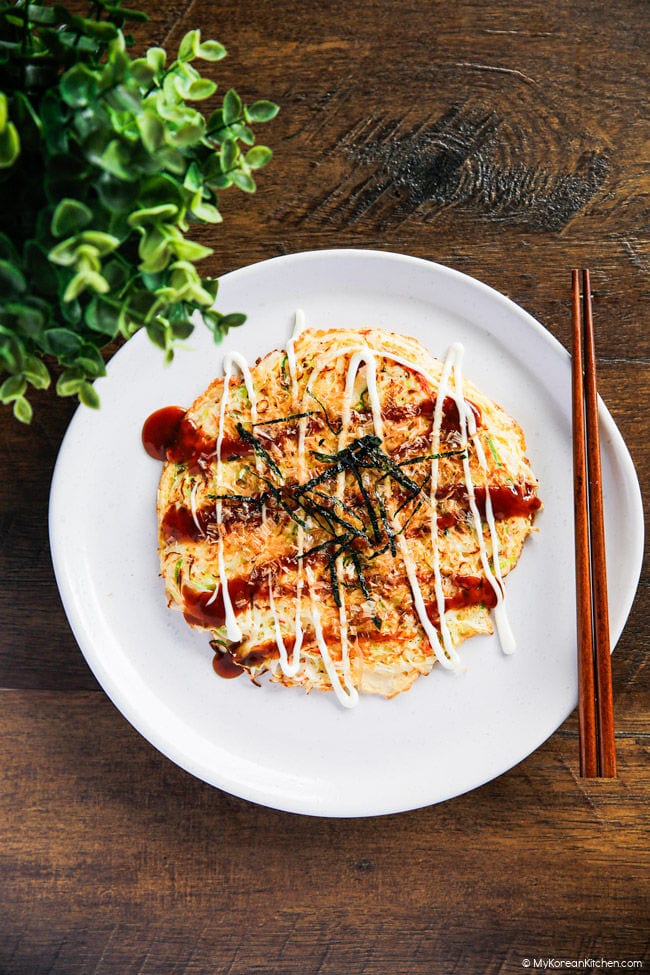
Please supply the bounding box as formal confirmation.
[396,448,467,467]
[306,388,342,435]
[235,422,283,479]
[327,553,341,606]
[348,547,372,602]
[301,533,354,559]
[252,410,318,427]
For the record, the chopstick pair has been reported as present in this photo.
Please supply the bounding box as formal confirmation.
[571,269,616,778]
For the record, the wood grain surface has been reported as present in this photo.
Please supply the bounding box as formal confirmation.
[1,1,648,972]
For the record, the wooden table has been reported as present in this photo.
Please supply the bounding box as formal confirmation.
[2,1,648,971]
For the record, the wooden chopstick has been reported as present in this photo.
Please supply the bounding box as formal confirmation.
[571,269,617,778]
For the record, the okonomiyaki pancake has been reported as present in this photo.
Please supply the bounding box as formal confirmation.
[145,326,542,706]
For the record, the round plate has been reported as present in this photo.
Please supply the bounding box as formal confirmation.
[49,250,644,816]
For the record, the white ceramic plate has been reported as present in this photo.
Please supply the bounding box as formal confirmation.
[49,250,644,817]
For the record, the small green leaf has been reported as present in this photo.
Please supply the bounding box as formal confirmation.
[6,302,45,338]
[146,318,168,349]
[182,78,217,101]
[231,170,256,193]
[75,355,106,379]
[0,260,26,294]
[63,268,109,302]
[130,58,156,86]
[71,14,118,41]
[245,100,280,123]
[23,356,51,390]
[0,120,20,168]
[219,312,247,329]
[0,374,27,403]
[85,296,120,337]
[79,231,120,255]
[196,39,226,61]
[105,5,149,23]
[137,110,165,152]
[63,273,89,303]
[171,237,213,262]
[13,395,33,424]
[227,122,255,146]
[77,344,107,378]
[56,368,84,397]
[43,328,83,357]
[166,114,206,146]
[178,29,200,62]
[220,139,238,171]
[183,162,203,192]
[95,139,136,181]
[206,108,224,132]
[202,277,219,301]
[78,381,100,409]
[49,238,81,267]
[222,89,242,125]
[146,46,166,73]
[245,145,273,169]
[138,228,171,273]
[190,200,222,223]
[60,64,100,108]
[128,204,179,227]
[51,198,93,237]
[170,317,194,340]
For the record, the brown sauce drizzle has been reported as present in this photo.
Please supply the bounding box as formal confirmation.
[161,497,267,543]
[162,505,213,542]
[473,483,541,519]
[142,406,186,460]
[424,574,499,624]
[212,650,245,678]
[142,406,250,464]
[382,396,482,430]
[437,481,541,520]
[445,574,499,611]
[181,579,255,628]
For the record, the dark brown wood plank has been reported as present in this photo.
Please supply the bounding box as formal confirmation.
[0,690,648,973]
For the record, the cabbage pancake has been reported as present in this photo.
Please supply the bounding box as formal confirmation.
[147,328,541,706]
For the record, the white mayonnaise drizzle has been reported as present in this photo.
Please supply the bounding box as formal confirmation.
[267,569,301,677]
[212,320,516,705]
[190,480,202,536]
[286,308,306,404]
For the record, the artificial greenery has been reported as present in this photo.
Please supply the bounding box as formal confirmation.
[0,0,278,422]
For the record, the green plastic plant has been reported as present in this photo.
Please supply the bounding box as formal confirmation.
[0,0,278,422]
